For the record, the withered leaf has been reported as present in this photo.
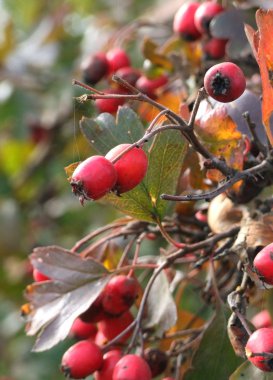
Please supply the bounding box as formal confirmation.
[25,246,111,352]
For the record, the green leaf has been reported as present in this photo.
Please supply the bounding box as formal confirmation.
[80,106,145,155]
[185,305,244,380]
[104,128,188,222]
[230,360,273,380]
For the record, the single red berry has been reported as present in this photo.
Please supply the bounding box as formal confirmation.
[105,144,148,194]
[95,89,126,114]
[102,275,139,315]
[253,243,273,285]
[173,2,202,41]
[95,329,109,346]
[61,340,103,379]
[106,48,131,73]
[94,350,122,380]
[203,38,228,60]
[80,293,108,323]
[204,62,246,103]
[98,311,134,343]
[245,328,273,372]
[81,52,109,85]
[144,348,168,377]
[251,310,273,329]
[195,210,208,224]
[70,318,97,340]
[194,1,224,35]
[115,67,141,87]
[70,155,117,203]
[33,268,50,282]
[113,354,152,380]
[135,74,168,98]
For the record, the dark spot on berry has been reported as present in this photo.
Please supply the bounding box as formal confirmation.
[210,71,230,96]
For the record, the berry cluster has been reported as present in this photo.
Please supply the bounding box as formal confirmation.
[70,143,148,203]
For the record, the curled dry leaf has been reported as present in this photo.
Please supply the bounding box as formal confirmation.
[23,246,111,352]
[227,312,250,358]
[208,194,244,234]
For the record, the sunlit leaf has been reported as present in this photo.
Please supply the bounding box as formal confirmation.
[185,306,243,380]
[245,9,273,145]
[144,270,177,336]
[142,38,173,71]
[24,246,111,352]
[230,360,273,380]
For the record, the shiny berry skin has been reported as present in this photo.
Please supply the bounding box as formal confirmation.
[173,2,202,41]
[94,350,122,380]
[81,52,109,85]
[203,38,227,60]
[106,144,148,194]
[102,275,139,315]
[98,311,134,343]
[115,67,141,87]
[204,62,246,103]
[61,340,103,379]
[251,310,273,329]
[113,354,152,380]
[106,48,131,73]
[245,328,273,371]
[70,318,97,340]
[144,348,168,377]
[136,74,168,98]
[95,89,126,114]
[33,268,50,282]
[253,243,273,285]
[70,156,117,203]
[194,2,224,35]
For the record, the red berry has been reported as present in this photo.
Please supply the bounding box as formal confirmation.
[95,329,109,346]
[253,243,273,285]
[94,350,122,380]
[70,318,97,340]
[81,52,109,85]
[113,354,152,380]
[102,275,139,315]
[98,311,134,343]
[105,144,148,194]
[115,67,141,87]
[80,293,108,323]
[245,328,273,371]
[135,74,168,97]
[194,1,224,35]
[70,155,117,203]
[33,268,50,282]
[204,62,246,103]
[251,310,273,329]
[173,2,202,41]
[61,340,103,379]
[106,48,131,73]
[203,38,227,60]
[95,89,126,114]
[144,348,168,377]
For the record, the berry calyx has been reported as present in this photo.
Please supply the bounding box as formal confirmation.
[144,348,168,377]
[245,328,273,372]
[251,310,273,329]
[204,62,246,103]
[61,340,103,379]
[106,48,131,73]
[194,1,224,35]
[33,268,50,282]
[70,156,117,203]
[173,2,202,41]
[253,243,273,285]
[113,354,152,380]
[95,89,126,114]
[97,310,134,343]
[102,275,139,315]
[105,144,148,194]
[70,318,97,340]
[94,350,122,380]
[81,52,109,85]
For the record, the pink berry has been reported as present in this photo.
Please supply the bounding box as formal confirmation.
[251,310,273,329]
[135,74,168,97]
[98,311,134,343]
[70,318,97,340]
[70,155,117,203]
[95,89,126,114]
[194,1,224,35]
[61,340,103,379]
[245,328,273,372]
[173,2,202,41]
[94,350,122,380]
[204,62,246,103]
[203,38,227,60]
[106,144,148,194]
[106,48,131,73]
[113,354,152,380]
[253,243,273,285]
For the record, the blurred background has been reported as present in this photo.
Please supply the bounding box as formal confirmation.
[0,0,167,378]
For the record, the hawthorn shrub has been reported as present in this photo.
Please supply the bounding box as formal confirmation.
[21,2,273,380]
